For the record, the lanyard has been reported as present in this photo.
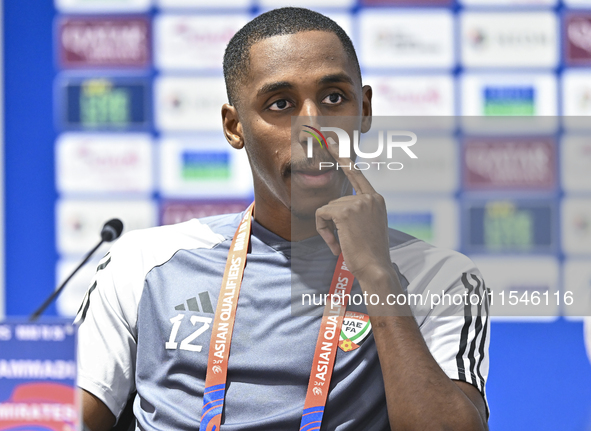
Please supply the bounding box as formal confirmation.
[199,204,355,431]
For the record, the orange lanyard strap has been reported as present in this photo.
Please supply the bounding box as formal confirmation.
[300,254,354,431]
[199,205,354,431]
[200,205,254,431]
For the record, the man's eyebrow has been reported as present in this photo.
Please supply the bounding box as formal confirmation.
[256,74,354,97]
[257,81,293,97]
[318,73,354,86]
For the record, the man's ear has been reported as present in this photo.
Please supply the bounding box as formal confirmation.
[361,85,372,133]
[222,103,244,149]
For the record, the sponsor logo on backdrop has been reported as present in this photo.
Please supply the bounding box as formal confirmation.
[359,12,454,68]
[460,0,557,5]
[157,0,251,7]
[464,137,556,190]
[159,137,253,198]
[58,17,150,68]
[388,212,433,242]
[181,151,230,180]
[571,88,591,114]
[564,0,591,7]
[461,12,558,68]
[483,86,535,115]
[56,134,152,193]
[562,71,591,117]
[55,0,151,12]
[369,75,454,116]
[56,200,156,255]
[375,30,439,54]
[154,15,247,70]
[561,136,591,192]
[384,199,458,249]
[466,28,486,49]
[467,28,549,51]
[565,14,591,65]
[465,200,555,253]
[160,200,251,225]
[562,199,591,255]
[578,89,591,112]
[361,0,452,5]
[260,0,355,6]
[461,73,557,116]
[61,77,149,130]
[155,76,227,131]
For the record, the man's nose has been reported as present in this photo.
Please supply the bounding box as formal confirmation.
[295,99,323,146]
[299,99,321,119]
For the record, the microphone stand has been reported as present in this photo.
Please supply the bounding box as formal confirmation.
[29,239,104,322]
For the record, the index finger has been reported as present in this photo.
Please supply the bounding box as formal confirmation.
[326,137,376,195]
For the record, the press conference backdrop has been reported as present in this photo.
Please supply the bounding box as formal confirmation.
[4,0,591,429]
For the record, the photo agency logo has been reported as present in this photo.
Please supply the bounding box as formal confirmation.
[302,125,418,171]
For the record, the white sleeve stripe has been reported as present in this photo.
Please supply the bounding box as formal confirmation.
[467,274,484,391]
[73,281,96,325]
[456,273,488,392]
[475,277,490,391]
[455,274,473,384]
[475,315,489,391]
[74,253,113,325]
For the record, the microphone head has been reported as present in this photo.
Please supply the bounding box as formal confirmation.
[101,219,124,242]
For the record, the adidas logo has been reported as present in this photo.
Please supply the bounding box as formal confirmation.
[174,292,214,314]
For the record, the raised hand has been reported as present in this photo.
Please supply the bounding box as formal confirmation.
[315,137,392,282]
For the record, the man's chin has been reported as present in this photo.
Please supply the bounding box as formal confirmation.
[289,188,341,220]
[285,168,349,220]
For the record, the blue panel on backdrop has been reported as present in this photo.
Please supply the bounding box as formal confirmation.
[488,319,591,431]
[4,0,58,317]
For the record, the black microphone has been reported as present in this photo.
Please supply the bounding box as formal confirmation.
[101,218,124,242]
[29,219,124,322]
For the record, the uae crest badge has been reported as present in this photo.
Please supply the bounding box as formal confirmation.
[339,311,372,352]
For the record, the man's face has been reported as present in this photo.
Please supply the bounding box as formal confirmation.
[228,30,372,219]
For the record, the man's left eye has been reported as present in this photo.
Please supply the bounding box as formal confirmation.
[323,93,344,105]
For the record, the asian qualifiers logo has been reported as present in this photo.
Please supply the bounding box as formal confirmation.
[303,125,418,171]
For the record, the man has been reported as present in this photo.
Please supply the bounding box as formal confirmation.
[77,7,489,431]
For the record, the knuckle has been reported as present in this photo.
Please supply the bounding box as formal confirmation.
[315,206,327,217]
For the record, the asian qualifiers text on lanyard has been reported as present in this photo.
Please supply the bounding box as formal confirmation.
[199,204,355,431]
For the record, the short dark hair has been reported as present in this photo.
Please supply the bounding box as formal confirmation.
[223,7,362,107]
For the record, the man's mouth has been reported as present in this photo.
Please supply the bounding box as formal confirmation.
[290,166,337,188]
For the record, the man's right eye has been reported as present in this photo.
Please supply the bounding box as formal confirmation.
[269,99,293,111]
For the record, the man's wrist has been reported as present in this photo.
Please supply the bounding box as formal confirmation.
[356,263,400,293]
[354,263,418,318]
